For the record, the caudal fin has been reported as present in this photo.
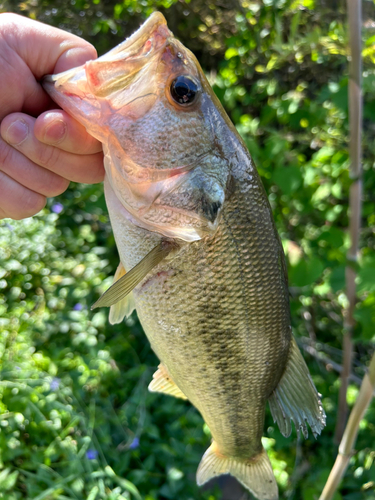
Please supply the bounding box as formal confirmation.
[196,441,278,500]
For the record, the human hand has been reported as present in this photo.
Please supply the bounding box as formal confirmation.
[0,13,105,220]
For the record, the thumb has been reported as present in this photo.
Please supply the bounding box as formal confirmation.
[1,13,97,78]
[0,13,97,117]
[53,42,97,75]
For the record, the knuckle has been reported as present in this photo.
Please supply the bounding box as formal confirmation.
[0,206,8,219]
[48,177,70,197]
[80,137,99,155]
[0,140,13,168]
[20,193,46,218]
[37,145,61,170]
[0,169,46,220]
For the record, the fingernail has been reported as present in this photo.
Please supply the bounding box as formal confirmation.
[6,120,28,145]
[44,119,67,144]
[64,47,96,67]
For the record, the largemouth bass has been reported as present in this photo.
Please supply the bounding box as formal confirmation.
[43,13,325,499]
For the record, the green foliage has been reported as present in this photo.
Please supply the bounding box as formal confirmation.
[0,209,216,499]
[1,0,375,499]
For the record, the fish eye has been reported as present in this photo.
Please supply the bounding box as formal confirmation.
[170,76,198,105]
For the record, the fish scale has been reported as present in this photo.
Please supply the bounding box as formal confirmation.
[133,161,291,460]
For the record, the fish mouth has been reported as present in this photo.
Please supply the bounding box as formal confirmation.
[100,12,170,63]
[43,12,171,101]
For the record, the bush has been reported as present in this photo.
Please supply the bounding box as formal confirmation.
[1,1,375,498]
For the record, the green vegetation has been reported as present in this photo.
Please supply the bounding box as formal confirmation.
[1,0,375,498]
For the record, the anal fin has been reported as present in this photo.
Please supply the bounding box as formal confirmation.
[108,262,135,324]
[148,364,187,400]
[268,336,326,439]
[197,441,278,500]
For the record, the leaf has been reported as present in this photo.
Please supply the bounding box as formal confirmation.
[312,147,335,165]
[272,166,302,194]
[289,257,324,287]
[87,486,99,500]
[0,469,18,491]
[357,260,375,293]
[364,100,375,122]
[329,266,346,292]
[317,227,345,248]
[105,466,142,500]
[331,84,348,113]
[224,47,238,59]
[312,183,332,203]
[354,297,375,340]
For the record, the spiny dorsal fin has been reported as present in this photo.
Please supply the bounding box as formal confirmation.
[268,336,326,439]
[148,364,187,400]
[92,241,174,310]
[197,442,278,500]
[108,262,136,324]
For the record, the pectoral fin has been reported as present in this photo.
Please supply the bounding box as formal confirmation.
[108,262,135,324]
[148,364,187,400]
[268,336,326,439]
[92,241,174,310]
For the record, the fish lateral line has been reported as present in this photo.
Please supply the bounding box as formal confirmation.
[91,240,178,310]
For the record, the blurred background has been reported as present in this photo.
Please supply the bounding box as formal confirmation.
[0,0,375,499]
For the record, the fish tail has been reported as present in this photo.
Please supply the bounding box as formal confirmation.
[196,441,278,500]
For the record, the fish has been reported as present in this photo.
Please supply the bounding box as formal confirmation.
[43,12,325,500]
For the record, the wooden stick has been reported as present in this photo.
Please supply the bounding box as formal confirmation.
[335,0,363,444]
[319,353,375,500]
[299,342,364,387]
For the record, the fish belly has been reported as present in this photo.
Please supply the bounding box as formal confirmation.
[106,171,291,460]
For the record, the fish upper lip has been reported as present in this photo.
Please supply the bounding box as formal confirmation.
[42,12,170,88]
[102,12,170,62]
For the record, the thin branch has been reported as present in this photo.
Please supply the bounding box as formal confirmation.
[299,342,364,387]
[335,0,363,444]
[319,353,375,500]
[335,332,354,442]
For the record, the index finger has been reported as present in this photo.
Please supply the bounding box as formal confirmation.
[34,110,102,155]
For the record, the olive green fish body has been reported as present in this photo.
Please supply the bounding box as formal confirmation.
[106,142,291,461]
[43,13,325,499]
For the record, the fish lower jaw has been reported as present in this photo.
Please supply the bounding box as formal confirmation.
[109,188,216,242]
[121,203,204,242]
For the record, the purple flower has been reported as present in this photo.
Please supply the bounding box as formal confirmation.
[51,203,63,214]
[129,437,139,450]
[73,303,83,311]
[86,449,98,460]
[50,377,60,391]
